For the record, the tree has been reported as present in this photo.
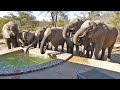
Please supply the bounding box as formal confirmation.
[75,11,89,20]
[57,19,65,27]
[15,11,37,31]
[39,11,69,27]
[88,11,100,19]
[109,11,120,31]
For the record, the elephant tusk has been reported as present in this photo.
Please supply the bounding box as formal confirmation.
[79,30,87,37]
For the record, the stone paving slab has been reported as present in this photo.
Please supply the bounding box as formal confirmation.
[68,56,120,73]
[77,69,114,79]
[95,68,120,79]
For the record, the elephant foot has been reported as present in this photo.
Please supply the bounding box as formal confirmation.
[66,49,69,53]
[75,52,80,56]
[106,58,110,62]
[99,56,105,60]
[61,49,64,52]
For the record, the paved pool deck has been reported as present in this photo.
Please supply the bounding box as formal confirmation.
[0,55,120,79]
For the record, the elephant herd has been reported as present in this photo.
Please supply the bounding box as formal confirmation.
[2,19,118,61]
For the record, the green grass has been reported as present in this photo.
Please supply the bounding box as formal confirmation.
[0,52,53,68]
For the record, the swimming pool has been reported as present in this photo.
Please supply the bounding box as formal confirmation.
[0,48,72,76]
[0,51,53,68]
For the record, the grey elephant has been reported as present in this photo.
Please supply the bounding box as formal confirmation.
[73,20,118,61]
[2,21,19,49]
[79,36,95,58]
[40,27,65,54]
[25,27,46,54]
[62,18,84,54]
[17,30,36,47]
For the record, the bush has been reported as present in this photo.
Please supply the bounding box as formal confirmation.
[57,19,65,27]
[108,11,120,31]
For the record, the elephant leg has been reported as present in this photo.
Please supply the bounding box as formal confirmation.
[90,50,94,58]
[49,45,52,50]
[39,40,41,48]
[66,41,69,53]
[11,37,16,48]
[34,42,37,48]
[85,50,89,58]
[67,44,69,53]
[47,42,52,50]
[108,44,114,60]
[14,36,19,47]
[75,45,79,55]
[100,48,106,60]
[90,43,95,58]
[5,38,11,49]
[54,46,58,51]
[61,44,64,52]
[93,44,102,60]
[70,44,74,54]
[33,40,38,48]
[79,45,84,56]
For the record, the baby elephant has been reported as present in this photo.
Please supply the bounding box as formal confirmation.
[17,30,36,47]
[79,37,95,58]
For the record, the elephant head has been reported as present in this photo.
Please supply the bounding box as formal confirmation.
[40,28,54,54]
[62,18,84,39]
[2,21,19,38]
[24,27,46,54]
[73,20,98,45]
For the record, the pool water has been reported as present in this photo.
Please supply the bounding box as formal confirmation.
[0,52,53,68]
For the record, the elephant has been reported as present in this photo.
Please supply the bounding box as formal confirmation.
[2,21,19,49]
[73,20,118,61]
[17,30,36,47]
[24,27,46,54]
[62,18,84,54]
[79,36,95,58]
[40,27,65,54]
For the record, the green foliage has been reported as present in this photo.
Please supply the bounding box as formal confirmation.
[109,11,120,31]
[0,18,10,38]
[88,11,100,20]
[0,11,69,38]
[17,11,37,31]
[57,19,65,27]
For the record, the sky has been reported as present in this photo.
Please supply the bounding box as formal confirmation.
[0,11,88,21]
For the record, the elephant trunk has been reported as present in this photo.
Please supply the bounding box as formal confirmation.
[63,27,70,39]
[40,36,48,54]
[25,37,38,54]
[18,39,24,47]
[73,28,87,45]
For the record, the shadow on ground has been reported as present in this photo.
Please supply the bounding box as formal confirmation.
[111,54,120,64]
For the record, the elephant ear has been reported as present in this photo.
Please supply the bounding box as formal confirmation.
[2,24,10,38]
